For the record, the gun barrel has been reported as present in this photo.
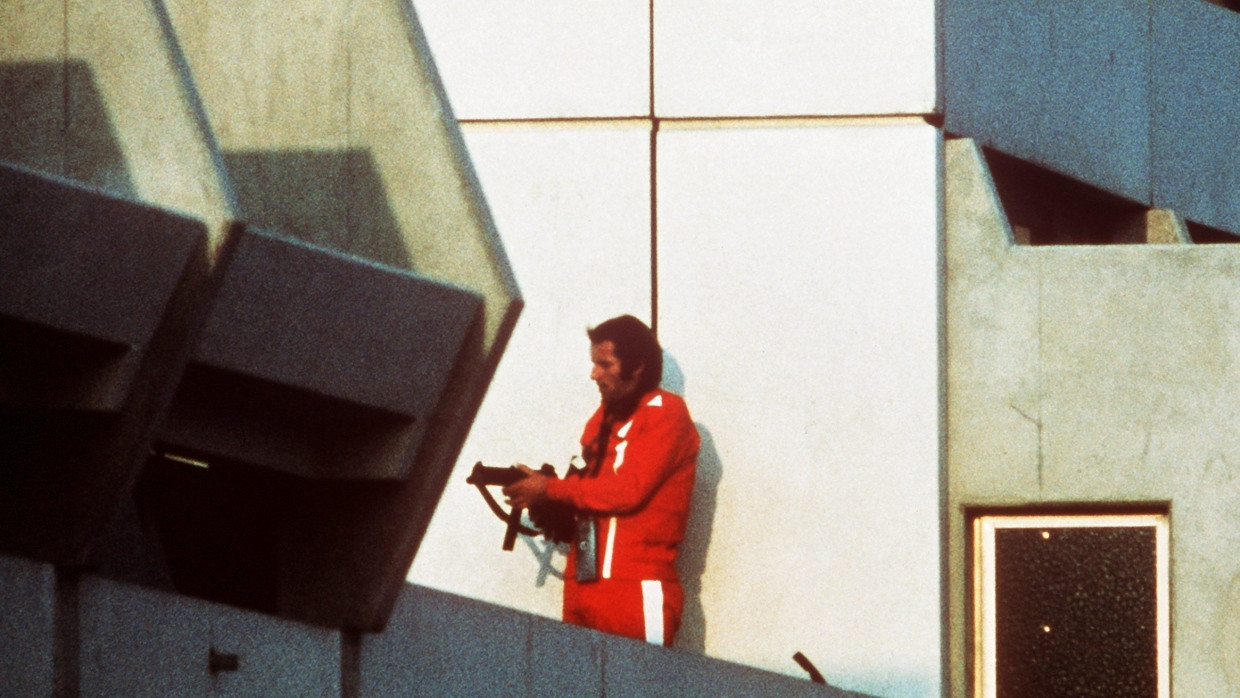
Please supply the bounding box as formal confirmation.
[466,462,526,487]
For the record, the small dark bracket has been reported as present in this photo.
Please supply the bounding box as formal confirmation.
[209,647,240,674]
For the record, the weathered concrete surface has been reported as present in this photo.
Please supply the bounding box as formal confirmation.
[3,0,521,632]
[946,138,1240,696]
[0,0,237,245]
[78,576,341,697]
[1,0,236,572]
[162,0,519,351]
[363,584,870,697]
[2,561,868,698]
[0,556,54,696]
[129,0,522,632]
[944,0,1151,203]
[0,166,210,566]
[944,0,1240,235]
[1151,0,1240,235]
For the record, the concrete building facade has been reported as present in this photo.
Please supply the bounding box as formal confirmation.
[4,0,1240,696]
[410,1,1240,696]
[407,2,941,696]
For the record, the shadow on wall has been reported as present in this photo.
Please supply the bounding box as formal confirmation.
[0,61,136,197]
[662,352,720,654]
[678,422,721,653]
[223,149,412,270]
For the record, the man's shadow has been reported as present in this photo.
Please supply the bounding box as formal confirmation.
[662,353,720,653]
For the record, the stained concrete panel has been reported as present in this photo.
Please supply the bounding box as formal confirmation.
[153,0,521,630]
[943,142,1043,500]
[79,578,207,697]
[654,0,936,117]
[0,164,207,410]
[655,123,941,696]
[0,165,212,567]
[412,1,650,120]
[363,583,871,697]
[79,577,341,698]
[159,229,482,480]
[1151,0,1240,234]
[163,0,520,351]
[0,0,237,243]
[0,556,54,696]
[602,635,870,697]
[209,603,341,697]
[409,124,651,619]
[529,615,604,696]
[361,585,529,696]
[943,0,1150,203]
[945,137,1240,697]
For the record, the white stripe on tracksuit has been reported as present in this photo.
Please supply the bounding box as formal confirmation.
[641,580,665,645]
[604,409,665,644]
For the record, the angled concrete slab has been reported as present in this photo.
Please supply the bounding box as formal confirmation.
[943,0,1151,203]
[1,0,240,567]
[1151,0,1240,233]
[131,0,523,630]
[0,0,237,242]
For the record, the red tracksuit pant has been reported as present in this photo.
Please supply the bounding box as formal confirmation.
[563,577,684,647]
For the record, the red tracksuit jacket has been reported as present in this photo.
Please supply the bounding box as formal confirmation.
[545,388,700,582]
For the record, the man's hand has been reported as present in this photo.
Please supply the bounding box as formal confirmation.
[503,465,549,509]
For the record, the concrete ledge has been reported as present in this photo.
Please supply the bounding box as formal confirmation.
[363,585,870,697]
[0,556,55,696]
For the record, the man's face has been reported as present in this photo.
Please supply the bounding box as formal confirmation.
[591,340,642,405]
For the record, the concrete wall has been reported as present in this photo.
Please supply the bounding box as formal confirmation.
[407,3,943,696]
[0,0,237,245]
[945,138,1240,696]
[0,555,864,697]
[0,556,55,696]
[2,0,519,632]
[944,0,1240,234]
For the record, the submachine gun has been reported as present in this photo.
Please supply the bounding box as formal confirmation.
[466,462,579,550]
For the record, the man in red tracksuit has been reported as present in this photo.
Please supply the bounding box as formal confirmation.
[505,315,699,647]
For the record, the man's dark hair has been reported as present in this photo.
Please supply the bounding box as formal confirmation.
[587,315,663,394]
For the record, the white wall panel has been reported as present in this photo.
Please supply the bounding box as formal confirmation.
[409,124,653,618]
[654,0,936,117]
[412,1,650,120]
[656,123,942,697]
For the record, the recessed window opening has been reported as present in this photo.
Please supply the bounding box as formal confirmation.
[982,148,1150,245]
[972,511,1169,698]
[1187,219,1240,244]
